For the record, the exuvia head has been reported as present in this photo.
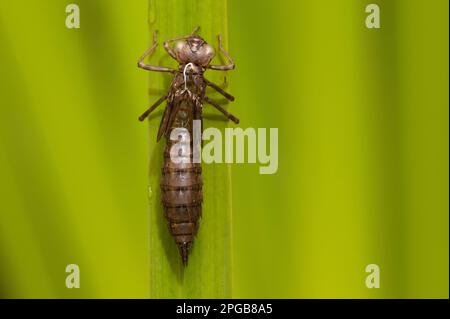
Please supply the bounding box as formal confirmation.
[173,36,215,67]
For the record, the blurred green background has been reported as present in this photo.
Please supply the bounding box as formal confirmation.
[0,0,448,298]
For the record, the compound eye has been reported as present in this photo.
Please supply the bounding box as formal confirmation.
[195,43,215,66]
[173,41,191,62]
[200,44,214,62]
[173,41,187,54]
[203,44,214,57]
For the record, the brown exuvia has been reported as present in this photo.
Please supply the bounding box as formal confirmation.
[137,27,238,266]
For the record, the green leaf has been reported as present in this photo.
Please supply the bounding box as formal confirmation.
[145,0,233,298]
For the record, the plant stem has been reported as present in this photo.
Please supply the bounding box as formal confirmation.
[146,0,232,298]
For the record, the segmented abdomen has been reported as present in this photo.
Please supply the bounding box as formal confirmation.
[160,136,202,266]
